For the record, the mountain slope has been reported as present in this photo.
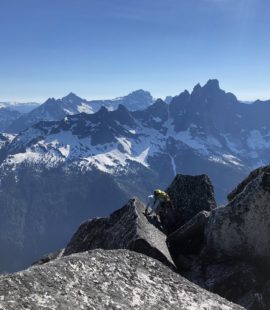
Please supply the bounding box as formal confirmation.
[0,108,21,131]
[0,166,129,272]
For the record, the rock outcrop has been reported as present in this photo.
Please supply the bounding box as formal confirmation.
[0,249,243,310]
[166,167,270,309]
[227,165,270,202]
[205,170,270,264]
[64,198,175,269]
[156,174,216,234]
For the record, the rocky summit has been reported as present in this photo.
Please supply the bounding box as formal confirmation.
[1,165,270,309]
[0,250,243,310]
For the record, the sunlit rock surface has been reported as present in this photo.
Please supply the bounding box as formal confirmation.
[205,169,270,263]
[0,249,243,310]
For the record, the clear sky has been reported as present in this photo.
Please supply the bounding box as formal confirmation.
[0,0,270,102]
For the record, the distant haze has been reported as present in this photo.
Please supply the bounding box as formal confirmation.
[0,0,270,102]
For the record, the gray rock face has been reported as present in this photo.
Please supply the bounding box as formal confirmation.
[64,198,175,269]
[167,211,210,270]
[157,174,216,234]
[0,249,243,310]
[205,170,270,264]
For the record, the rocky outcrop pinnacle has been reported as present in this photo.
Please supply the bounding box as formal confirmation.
[64,198,175,269]
[157,174,217,234]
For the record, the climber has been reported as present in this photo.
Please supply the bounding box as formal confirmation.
[146,189,170,215]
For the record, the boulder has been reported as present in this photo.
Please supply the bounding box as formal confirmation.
[64,198,175,269]
[205,170,270,265]
[0,249,244,310]
[156,174,216,234]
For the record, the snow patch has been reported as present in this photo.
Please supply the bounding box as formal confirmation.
[77,103,94,114]
[174,128,209,155]
[168,154,177,176]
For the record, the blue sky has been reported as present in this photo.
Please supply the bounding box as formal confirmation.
[0,0,269,102]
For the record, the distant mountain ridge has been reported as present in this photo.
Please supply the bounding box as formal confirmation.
[3,79,270,201]
[7,89,154,133]
[0,102,40,131]
[0,101,40,113]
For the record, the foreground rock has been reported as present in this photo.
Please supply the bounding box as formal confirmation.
[167,212,266,309]
[166,168,270,309]
[205,170,270,264]
[64,198,175,268]
[157,174,217,234]
[0,249,243,310]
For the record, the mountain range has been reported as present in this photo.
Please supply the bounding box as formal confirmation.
[3,79,270,198]
[1,79,270,272]
[0,101,39,113]
[6,89,154,133]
